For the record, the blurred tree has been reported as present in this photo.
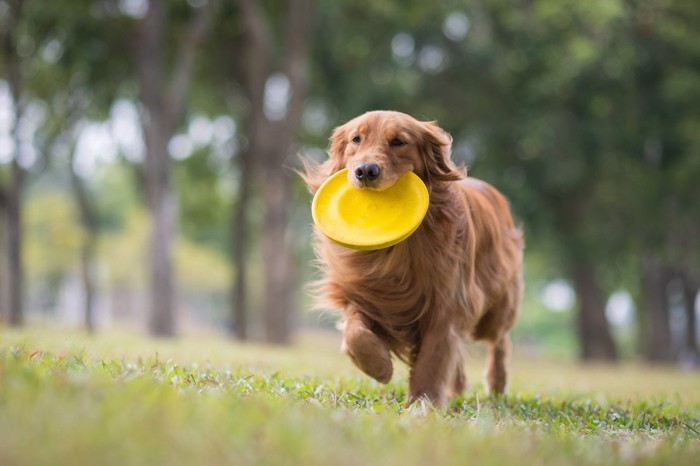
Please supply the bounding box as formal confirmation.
[184,0,252,340]
[235,0,314,344]
[0,0,26,326]
[0,184,5,321]
[621,0,700,362]
[175,146,230,252]
[453,0,626,360]
[0,0,52,326]
[133,0,218,336]
[67,128,99,332]
[0,0,696,358]
[306,0,691,361]
[434,0,700,361]
[208,0,698,354]
[20,0,132,331]
[203,0,315,343]
[23,192,83,307]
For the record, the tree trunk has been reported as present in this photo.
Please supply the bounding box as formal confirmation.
[0,193,6,322]
[571,261,617,361]
[137,0,175,337]
[640,255,673,361]
[79,236,97,332]
[69,148,99,333]
[6,74,24,327]
[144,117,177,337]
[262,165,294,343]
[135,0,216,336]
[1,0,26,327]
[230,0,269,340]
[231,147,252,340]
[263,0,311,343]
[148,191,176,336]
[682,275,698,354]
[236,0,312,344]
[6,167,23,327]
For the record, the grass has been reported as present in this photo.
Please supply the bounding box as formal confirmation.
[1,327,699,465]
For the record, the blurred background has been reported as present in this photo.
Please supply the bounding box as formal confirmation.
[0,0,698,365]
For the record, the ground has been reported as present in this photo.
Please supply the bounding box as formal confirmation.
[1,327,698,465]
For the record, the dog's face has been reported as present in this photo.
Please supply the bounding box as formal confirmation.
[327,111,461,190]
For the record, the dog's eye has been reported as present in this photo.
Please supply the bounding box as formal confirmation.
[390,138,406,147]
[352,135,361,144]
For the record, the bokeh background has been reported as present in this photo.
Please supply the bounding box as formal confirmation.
[0,0,698,365]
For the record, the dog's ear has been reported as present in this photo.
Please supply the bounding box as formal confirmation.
[419,121,466,184]
[297,123,349,194]
[329,122,350,162]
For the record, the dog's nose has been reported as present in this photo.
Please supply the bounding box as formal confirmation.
[354,163,381,182]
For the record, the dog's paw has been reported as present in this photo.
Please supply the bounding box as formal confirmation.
[406,387,446,409]
[341,327,393,384]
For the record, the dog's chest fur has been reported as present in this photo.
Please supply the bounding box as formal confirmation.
[317,190,482,357]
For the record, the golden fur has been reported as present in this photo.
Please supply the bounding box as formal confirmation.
[302,111,524,407]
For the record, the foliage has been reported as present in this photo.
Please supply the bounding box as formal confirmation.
[2,0,699,353]
[0,332,699,465]
[23,191,83,281]
[98,207,231,293]
[175,146,232,252]
[309,0,700,266]
[307,0,700,358]
[510,252,578,356]
[175,236,231,292]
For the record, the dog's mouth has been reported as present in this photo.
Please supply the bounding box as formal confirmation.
[348,163,397,191]
[349,176,397,191]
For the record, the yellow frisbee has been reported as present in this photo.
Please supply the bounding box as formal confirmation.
[312,168,429,250]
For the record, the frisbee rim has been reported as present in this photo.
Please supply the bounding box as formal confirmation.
[311,168,429,250]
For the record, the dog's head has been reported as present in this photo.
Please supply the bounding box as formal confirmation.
[300,110,465,194]
[325,110,465,191]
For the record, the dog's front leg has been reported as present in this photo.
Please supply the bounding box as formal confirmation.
[341,306,393,384]
[408,324,463,408]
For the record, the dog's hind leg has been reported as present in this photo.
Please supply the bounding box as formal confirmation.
[484,334,510,395]
[341,307,393,384]
[471,281,521,396]
[446,345,466,399]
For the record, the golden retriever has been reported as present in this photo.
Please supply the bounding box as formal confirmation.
[302,110,523,407]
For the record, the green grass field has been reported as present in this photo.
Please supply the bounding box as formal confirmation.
[1,327,699,465]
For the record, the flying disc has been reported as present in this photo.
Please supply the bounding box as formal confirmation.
[312,168,429,250]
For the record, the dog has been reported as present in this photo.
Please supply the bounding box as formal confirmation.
[302,110,524,407]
